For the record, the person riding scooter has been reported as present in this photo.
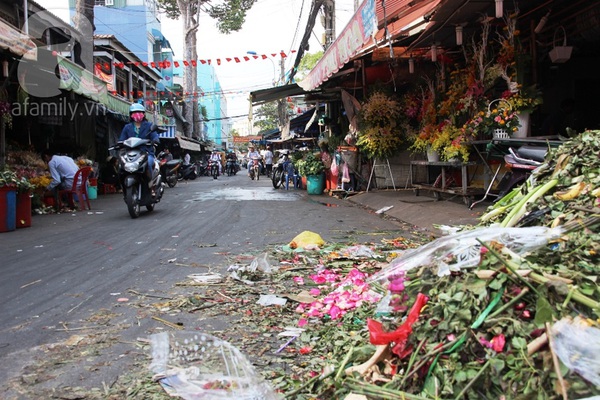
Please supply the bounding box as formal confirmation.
[246,145,261,176]
[119,103,160,192]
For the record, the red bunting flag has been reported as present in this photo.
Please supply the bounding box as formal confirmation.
[243,56,249,61]
[174,61,180,67]
[261,54,267,59]
[234,57,240,63]
[200,59,206,64]
[183,60,189,66]
[217,59,221,65]
[226,58,232,62]
[191,60,197,66]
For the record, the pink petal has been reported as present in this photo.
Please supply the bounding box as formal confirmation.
[309,288,321,296]
[298,318,308,327]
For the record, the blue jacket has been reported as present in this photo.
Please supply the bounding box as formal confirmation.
[119,121,160,155]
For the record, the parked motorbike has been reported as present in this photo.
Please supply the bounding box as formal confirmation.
[271,149,298,189]
[157,151,181,188]
[249,157,261,180]
[178,162,198,181]
[225,158,238,176]
[496,145,547,198]
[111,137,164,219]
[208,159,220,179]
[195,160,208,177]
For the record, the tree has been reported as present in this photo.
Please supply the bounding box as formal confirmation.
[157,0,257,138]
[296,51,323,81]
[253,101,278,133]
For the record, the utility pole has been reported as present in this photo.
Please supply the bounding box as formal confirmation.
[277,51,287,130]
[322,0,335,49]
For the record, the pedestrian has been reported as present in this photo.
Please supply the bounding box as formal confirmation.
[319,143,333,193]
[263,145,274,177]
[183,152,191,165]
[41,149,79,209]
[100,156,121,192]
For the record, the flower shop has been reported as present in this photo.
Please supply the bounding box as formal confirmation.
[287,0,600,200]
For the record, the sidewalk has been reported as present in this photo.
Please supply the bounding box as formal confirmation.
[344,188,489,234]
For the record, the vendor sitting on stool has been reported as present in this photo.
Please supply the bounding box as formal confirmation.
[100,156,121,192]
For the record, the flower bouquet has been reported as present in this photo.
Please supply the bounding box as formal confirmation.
[477,99,521,138]
[357,92,408,159]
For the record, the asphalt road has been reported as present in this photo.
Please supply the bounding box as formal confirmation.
[0,171,419,396]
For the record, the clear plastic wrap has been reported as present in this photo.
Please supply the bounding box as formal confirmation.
[150,331,281,399]
[550,316,600,387]
[368,226,563,283]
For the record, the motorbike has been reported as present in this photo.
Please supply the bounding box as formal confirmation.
[272,150,299,189]
[195,160,208,177]
[225,158,238,176]
[157,151,181,188]
[208,159,220,179]
[496,145,547,198]
[111,137,164,219]
[178,162,198,181]
[248,157,261,180]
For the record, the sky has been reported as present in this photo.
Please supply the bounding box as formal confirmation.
[35,0,355,123]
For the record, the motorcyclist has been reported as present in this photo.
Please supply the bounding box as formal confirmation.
[246,145,261,176]
[209,150,222,175]
[119,103,160,187]
[226,150,238,173]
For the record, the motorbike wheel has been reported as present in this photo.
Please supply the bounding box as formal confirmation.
[167,175,177,188]
[125,186,140,219]
[255,167,259,181]
[212,166,218,179]
[272,169,283,188]
[146,203,154,212]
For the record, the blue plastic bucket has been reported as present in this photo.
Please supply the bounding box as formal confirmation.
[0,186,17,233]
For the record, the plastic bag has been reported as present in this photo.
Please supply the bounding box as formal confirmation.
[368,225,565,284]
[550,316,600,386]
[289,231,325,250]
[149,331,280,400]
[249,252,277,273]
[330,156,338,176]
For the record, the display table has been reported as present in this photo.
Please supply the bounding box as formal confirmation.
[410,160,483,207]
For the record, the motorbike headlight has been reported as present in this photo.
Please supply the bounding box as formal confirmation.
[124,162,138,173]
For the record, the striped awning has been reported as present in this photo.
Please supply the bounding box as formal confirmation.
[158,126,176,138]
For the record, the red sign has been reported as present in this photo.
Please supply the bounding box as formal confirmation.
[233,135,262,143]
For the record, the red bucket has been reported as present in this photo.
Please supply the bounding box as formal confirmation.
[16,192,32,228]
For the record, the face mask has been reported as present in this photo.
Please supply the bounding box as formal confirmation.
[131,112,144,122]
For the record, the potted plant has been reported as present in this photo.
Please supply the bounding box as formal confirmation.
[431,123,472,162]
[296,152,325,195]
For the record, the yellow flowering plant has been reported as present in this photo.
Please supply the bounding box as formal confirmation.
[357,92,409,159]
[431,122,472,162]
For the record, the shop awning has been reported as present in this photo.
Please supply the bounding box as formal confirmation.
[298,0,442,91]
[250,83,319,106]
[178,136,202,152]
[158,126,177,138]
[0,19,37,60]
[297,0,377,91]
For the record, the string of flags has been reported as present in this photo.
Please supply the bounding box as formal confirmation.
[94,50,297,70]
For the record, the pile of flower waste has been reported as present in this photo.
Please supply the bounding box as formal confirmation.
[242,132,598,399]
[138,133,599,400]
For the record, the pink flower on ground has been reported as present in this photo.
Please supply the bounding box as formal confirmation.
[298,318,308,327]
[491,334,505,352]
[295,304,305,313]
[293,276,304,285]
[309,288,321,296]
[329,305,342,319]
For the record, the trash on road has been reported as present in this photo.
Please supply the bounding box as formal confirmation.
[149,331,280,400]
